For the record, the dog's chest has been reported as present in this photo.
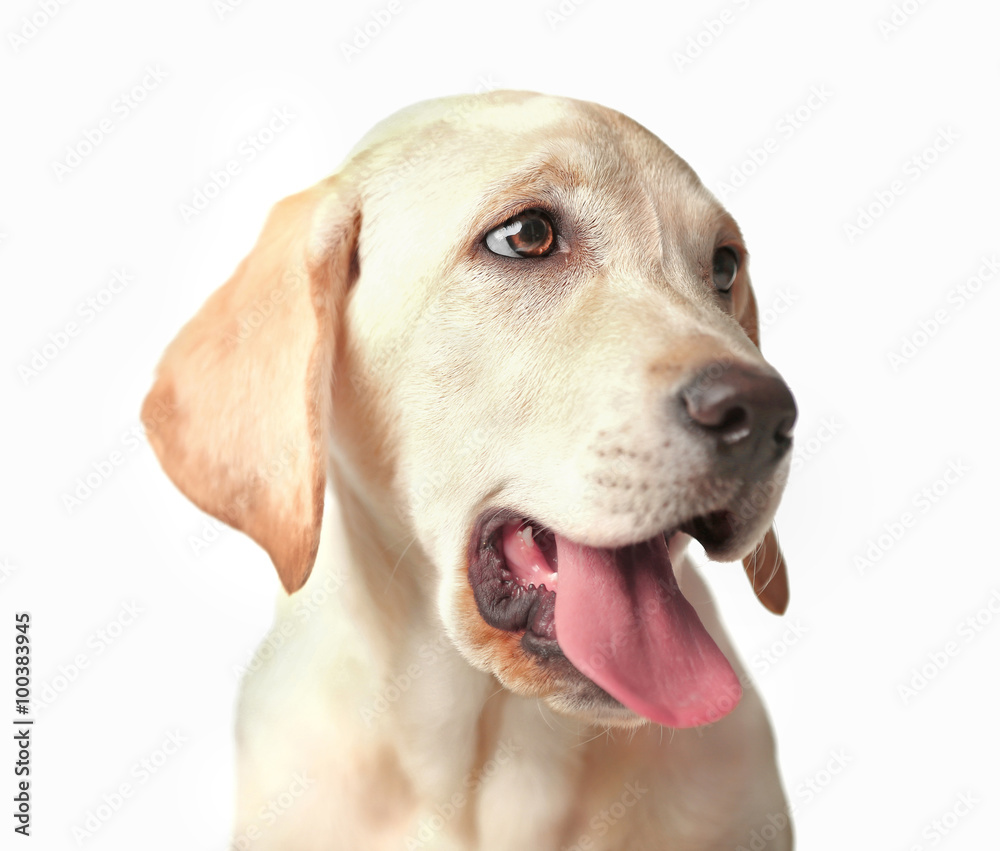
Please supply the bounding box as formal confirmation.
[398,693,745,851]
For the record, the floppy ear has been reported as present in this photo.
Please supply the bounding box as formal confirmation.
[737,283,790,615]
[741,527,788,615]
[142,177,357,593]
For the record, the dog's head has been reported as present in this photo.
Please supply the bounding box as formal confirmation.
[144,91,795,730]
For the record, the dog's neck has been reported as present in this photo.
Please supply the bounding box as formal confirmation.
[320,465,589,802]
[252,467,779,848]
[325,463,434,649]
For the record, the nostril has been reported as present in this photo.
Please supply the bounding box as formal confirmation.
[682,379,752,442]
[708,405,752,444]
[679,361,797,459]
[775,413,796,444]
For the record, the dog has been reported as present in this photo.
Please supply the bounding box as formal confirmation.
[143,91,797,850]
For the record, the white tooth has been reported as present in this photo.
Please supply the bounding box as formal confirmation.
[520,525,534,545]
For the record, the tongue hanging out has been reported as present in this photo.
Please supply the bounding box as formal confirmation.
[553,533,742,728]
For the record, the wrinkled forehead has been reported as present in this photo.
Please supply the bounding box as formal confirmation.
[348,93,733,266]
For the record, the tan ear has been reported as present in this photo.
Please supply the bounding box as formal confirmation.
[737,281,790,614]
[741,528,789,615]
[737,275,762,348]
[142,178,357,593]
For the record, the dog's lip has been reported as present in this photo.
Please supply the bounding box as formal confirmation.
[467,509,560,647]
[677,509,740,554]
[470,506,739,567]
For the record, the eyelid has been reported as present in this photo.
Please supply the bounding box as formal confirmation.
[715,241,742,256]
[717,242,746,266]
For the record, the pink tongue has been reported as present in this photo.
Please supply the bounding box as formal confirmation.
[554,534,741,728]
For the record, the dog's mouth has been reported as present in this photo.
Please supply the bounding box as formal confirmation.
[468,509,744,728]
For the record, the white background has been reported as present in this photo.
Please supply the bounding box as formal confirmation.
[3,0,998,848]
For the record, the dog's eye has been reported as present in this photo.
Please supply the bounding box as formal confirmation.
[712,247,739,292]
[484,210,555,258]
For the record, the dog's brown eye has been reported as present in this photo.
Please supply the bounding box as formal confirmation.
[712,247,739,292]
[484,210,555,258]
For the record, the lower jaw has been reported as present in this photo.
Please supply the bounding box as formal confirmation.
[516,632,635,721]
[520,628,562,659]
[543,687,650,728]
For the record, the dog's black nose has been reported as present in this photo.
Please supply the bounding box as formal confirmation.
[679,362,797,467]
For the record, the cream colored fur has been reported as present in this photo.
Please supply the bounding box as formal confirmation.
[144,91,793,850]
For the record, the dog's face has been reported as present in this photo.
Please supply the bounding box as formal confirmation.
[144,92,795,731]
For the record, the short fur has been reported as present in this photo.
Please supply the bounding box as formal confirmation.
[144,91,793,850]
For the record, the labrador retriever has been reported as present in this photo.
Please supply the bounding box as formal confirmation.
[143,90,796,850]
